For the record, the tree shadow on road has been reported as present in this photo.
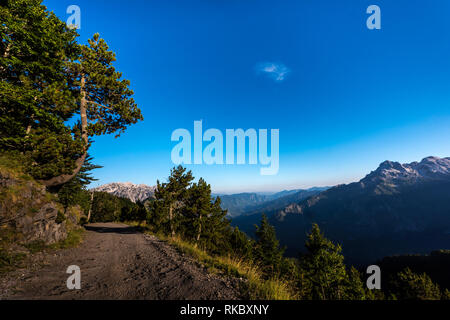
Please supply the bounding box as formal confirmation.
[84,224,141,235]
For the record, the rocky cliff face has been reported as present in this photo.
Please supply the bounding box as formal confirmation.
[92,182,156,203]
[0,166,68,244]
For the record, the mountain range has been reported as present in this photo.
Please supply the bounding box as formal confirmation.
[92,182,156,203]
[232,156,450,265]
[217,188,330,217]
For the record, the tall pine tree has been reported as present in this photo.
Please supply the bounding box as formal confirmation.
[42,33,143,187]
[1,1,143,186]
[299,224,350,300]
[153,166,194,237]
[254,214,285,277]
[0,0,83,180]
[183,178,212,242]
[197,195,231,254]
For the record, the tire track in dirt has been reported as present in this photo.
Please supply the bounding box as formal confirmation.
[0,223,241,300]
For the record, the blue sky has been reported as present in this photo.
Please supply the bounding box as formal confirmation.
[44,0,450,193]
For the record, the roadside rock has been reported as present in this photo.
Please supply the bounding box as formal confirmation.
[0,168,67,244]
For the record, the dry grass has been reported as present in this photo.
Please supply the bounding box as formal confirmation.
[151,232,295,300]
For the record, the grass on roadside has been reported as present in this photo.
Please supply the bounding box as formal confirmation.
[50,227,85,250]
[151,232,295,300]
[103,222,296,299]
[25,227,85,252]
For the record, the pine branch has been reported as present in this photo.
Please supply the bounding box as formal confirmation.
[87,100,113,111]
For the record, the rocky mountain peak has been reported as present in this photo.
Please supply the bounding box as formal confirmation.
[362,156,450,187]
[92,182,156,203]
[413,156,450,177]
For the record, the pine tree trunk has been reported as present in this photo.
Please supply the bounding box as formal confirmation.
[87,191,94,222]
[25,124,32,135]
[2,42,10,59]
[0,42,11,76]
[196,218,202,242]
[169,203,175,238]
[40,75,88,187]
[25,110,35,137]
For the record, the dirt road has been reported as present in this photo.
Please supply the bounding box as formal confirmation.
[1,223,241,300]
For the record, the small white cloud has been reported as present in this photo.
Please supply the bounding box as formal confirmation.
[256,62,290,82]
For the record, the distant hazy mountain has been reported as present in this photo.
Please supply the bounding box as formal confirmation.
[233,157,450,265]
[219,187,329,217]
[218,193,269,217]
[92,182,156,203]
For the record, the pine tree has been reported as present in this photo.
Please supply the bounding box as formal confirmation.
[57,154,102,214]
[153,166,194,237]
[90,192,120,222]
[443,289,450,300]
[0,0,79,134]
[344,267,370,300]
[254,214,285,277]
[390,268,442,300]
[0,1,143,186]
[299,224,350,300]
[0,0,83,180]
[42,33,143,187]
[229,226,254,259]
[146,197,168,233]
[198,196,231,254]
[183,178,212,242]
